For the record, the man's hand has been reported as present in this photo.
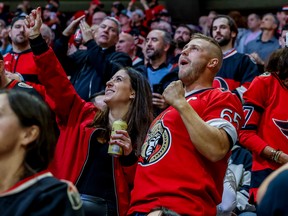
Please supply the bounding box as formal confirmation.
[249,52,265,65]
[67,43,78,55]
[163,80,186,109]
[152,93,168,110]
[62,15,85,37]
[5,71,22,82]
[110,130,133,156]
[140,0,149,10]
[24,7,42,39]
[79,20,93,43]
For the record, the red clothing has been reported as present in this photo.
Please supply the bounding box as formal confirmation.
[34,48,136,216]
[239,73,288,202]
[3,50,46,98]
[145,5,165,22]
[129,88,244,216]
[4,50,40,83]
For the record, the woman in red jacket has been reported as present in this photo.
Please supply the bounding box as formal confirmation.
[25,7,154,216]
[239,48,288,203]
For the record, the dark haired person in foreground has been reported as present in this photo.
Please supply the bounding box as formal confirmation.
[0,90,84,216]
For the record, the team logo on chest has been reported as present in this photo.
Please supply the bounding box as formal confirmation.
[139,120,171,166]
[273,118,288,139]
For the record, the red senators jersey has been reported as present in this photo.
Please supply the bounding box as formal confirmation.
[129,88,244,216]
[239,73,288,202]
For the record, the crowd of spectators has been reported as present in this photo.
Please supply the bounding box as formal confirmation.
[1,0,288,215]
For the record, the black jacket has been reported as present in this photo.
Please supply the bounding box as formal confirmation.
[54,36,132,101]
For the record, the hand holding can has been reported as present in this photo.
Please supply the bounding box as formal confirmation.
[108,120,128,157]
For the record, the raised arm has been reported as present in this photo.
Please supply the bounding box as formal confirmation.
[163,80,237,162]
[25,7,91,125]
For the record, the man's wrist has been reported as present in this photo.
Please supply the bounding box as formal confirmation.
[29,33,41,40]
[15,72,24,82]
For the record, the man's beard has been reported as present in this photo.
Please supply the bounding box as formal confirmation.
[179,61,206,84]
[175,40,188,49]
[13,37,29,47]
[146,49,162,60]
[216,36,231,47]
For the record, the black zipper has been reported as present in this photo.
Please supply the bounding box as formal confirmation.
[75,129,96,186]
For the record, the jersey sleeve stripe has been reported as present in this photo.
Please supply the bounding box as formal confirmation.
[207,118,238,146]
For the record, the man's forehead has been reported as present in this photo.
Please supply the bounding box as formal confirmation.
[279,11,288,16]
[94,12,106,18]
[176,26,190,32]
[120,33,133,40]
[147,30,163,38]
[187,38,208,47]
[213,17,229,26]
[101,19,117,27]
[263,14,273,20]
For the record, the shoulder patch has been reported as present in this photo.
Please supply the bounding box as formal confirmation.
[17,82,33,89]
[61,180,82,210]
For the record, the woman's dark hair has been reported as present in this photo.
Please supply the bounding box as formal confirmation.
[265,48,285,72]
[277,47,288,80]
[90,67,154,155]
[0,90,57,174]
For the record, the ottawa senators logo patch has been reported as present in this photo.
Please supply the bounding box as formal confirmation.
[139,120,171,166]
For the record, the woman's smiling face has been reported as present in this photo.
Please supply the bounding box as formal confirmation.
[104,69,135,107]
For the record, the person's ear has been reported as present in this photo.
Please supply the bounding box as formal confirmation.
[164,43,170,52]
[231,31,237,39]
[21,125,40,147]
[207,58,219,69]
[130,91,135,99]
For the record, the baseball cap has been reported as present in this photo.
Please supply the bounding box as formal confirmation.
[44,3,57,12]
[279,5,288,12]
[133,9,145,18]
[10,15,26,27]
[120,9,132,19]
[282,5,288,11]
